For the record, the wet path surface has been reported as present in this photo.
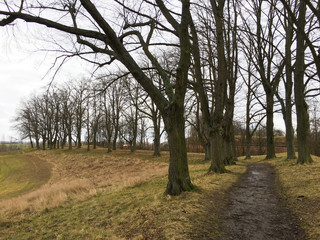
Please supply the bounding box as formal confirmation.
[222,163,305,240]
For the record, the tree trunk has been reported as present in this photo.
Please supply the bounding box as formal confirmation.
[223,98,237,165]
[245,133,252,159]
[208,0,228,173]
[29,135,34,148]
[35,135,40,150]
[265,91,276,159]
[42,134,46,150]
[112,125,118,150]
[164,103,193,196]
[295,0,312,164]
[68,129,72,150]
[209,131,227,173]
[152,113,161,156]
[284,2,296,160]
[204,143,210,161]
[285,118,296,159]
[107,136,112,153]
[153,129,161,157]
[77,127,82,148]
[93,130,97,149]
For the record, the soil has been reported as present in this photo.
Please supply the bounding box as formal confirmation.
[222,163,306,240]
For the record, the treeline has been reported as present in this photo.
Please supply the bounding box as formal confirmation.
[2,0,319,195]
[15,78,163,156]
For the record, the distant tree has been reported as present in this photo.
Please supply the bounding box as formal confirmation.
[60,85,76,150]
[74,80,89,149]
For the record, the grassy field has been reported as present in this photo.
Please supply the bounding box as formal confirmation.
[0,151,51,200]
[0,148,247,239]
[0,148,319,239]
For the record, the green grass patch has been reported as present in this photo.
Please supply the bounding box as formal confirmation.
[0,153,51,200]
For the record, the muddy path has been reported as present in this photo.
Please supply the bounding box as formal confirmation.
[222,163,305,240]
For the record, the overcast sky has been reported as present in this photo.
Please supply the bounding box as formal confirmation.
[0,23,92,141]
[0,19,287,142]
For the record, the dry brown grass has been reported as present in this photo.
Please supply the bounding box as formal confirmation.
[0,179,96,216]
[0,148,168,219]
[0,149,249,239]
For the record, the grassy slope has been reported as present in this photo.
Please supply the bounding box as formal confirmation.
[0,149,247,240]
[0,151,51,200]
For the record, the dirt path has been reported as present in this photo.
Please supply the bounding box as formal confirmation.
[222,163,305,240]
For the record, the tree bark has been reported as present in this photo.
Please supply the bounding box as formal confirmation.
[153,125,161,156]
[285,6,296,160]
[209,130,227,173]
[209,0,228,173]
[295,0,312,164]
[164,103,193,195]
[265,91,276,159]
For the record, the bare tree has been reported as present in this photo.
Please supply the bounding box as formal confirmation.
[274,0,297,159]
[294,0,313,163]
[0,0,197,195]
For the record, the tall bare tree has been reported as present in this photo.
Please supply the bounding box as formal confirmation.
[0,0,194,195]
[294,0,313,163]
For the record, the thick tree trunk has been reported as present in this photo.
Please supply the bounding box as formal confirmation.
[209,131,227,173]
[245,133,252,159]
[265,91,276,159]
[204,143,210,161]
[223,99,237,165]
[285,109,296,159]
[42,135,46,150]
[164,104,193,196]
[35,136,40,150]
[295,0,312,164]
